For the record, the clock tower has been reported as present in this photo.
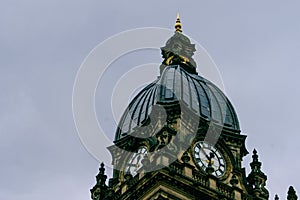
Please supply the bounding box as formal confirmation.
[90,15,297,200]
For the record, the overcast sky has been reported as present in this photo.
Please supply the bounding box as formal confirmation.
[1,1,300,199]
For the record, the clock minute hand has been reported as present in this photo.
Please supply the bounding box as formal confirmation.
[199,148,210,160]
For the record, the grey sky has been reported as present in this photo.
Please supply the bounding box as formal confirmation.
[1,1,300,199]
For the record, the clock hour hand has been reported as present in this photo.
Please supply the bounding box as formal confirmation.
[206,152,215,166]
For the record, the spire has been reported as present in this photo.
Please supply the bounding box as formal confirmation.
[90,162,109,200]
[174,12,182,33]
[96,162,107,186]
[247,149,269,199]
[250,149,261,172]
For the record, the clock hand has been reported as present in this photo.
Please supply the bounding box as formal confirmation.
[199,147,210,160]
[200,148,215,165]
[206,152,215,166]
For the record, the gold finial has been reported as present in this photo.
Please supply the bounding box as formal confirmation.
[175,12,182,33]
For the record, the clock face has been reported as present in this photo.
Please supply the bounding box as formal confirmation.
[193,141,226,177]
[125,146,148,176]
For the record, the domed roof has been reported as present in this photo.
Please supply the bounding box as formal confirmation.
[115,65,240,141]
[114,16,240,141]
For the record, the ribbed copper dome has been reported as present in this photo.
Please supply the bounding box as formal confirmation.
[115,65,240,141]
